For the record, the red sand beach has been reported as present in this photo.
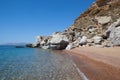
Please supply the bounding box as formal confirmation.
[65,47,120,80]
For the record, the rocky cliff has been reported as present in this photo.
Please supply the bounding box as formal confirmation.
[72,0,120,33]
[27,0,120,50]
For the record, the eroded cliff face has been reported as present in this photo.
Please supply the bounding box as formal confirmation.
[27,0,120,49]
[72,0,120,31]
[64,0,120,49]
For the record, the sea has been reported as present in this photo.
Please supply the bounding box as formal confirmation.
[0,45,81,80]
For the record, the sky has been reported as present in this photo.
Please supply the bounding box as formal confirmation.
[0,0,95,44]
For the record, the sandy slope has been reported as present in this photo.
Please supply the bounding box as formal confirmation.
[66,47,120,80]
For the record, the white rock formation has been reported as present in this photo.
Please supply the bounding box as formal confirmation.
[88,25,96,32]
[109,26,120,46]
[42,45,50,49]
[93,36,103,44]
[107,18,120,32]
[66,43,74,50]
[49,33,69,50]
[79,36,87,45]
[95,16,111,25]
[107,18,120,46]
[40,40,46,45]
[36,36,42,43]
[50,33,69,44]
[87,39,93,43]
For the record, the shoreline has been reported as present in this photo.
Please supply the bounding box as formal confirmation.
[65,47,120,80]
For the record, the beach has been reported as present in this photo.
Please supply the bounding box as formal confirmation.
[66,47,120,80]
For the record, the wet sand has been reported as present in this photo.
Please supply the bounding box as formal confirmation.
[65,47,120,80]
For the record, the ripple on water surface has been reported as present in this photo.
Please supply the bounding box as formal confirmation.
[0,47,81,80]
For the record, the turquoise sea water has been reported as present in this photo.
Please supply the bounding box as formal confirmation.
[0,46,81,80]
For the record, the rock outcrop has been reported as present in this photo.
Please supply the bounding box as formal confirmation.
[79,36,87,46]
[107,19,120,46]
[93,36,103,44]
[95,16,111,25]
[49,33,69,44]
[49,33,69,50]
[66,43,74,50]
[28,33,69,50]
[26,0,120,50]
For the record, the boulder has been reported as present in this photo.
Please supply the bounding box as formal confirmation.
[87,25,96,32]
[36,36,52,44]
[49,45,59,50]
[50,33,69,44]
[75,32,81,39]
[66,38,83,50]
[35,36,52,48]
[107,18,120,32]
[42,45,50,49]
[40,40,46,45]
[106,19,120,46]
[72,37,81,46]
[93,36,103,44]
[49,40,68,50]
[66,43,74,50]
[102,40,113,47]
[79,36,87,45]
[108,26,120,46]
[49,33,69,50]
[87,39,93,43]
[95,16,111,25]
[66,37,81,50]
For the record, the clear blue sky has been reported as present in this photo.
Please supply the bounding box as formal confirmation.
[0,0,95,44]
